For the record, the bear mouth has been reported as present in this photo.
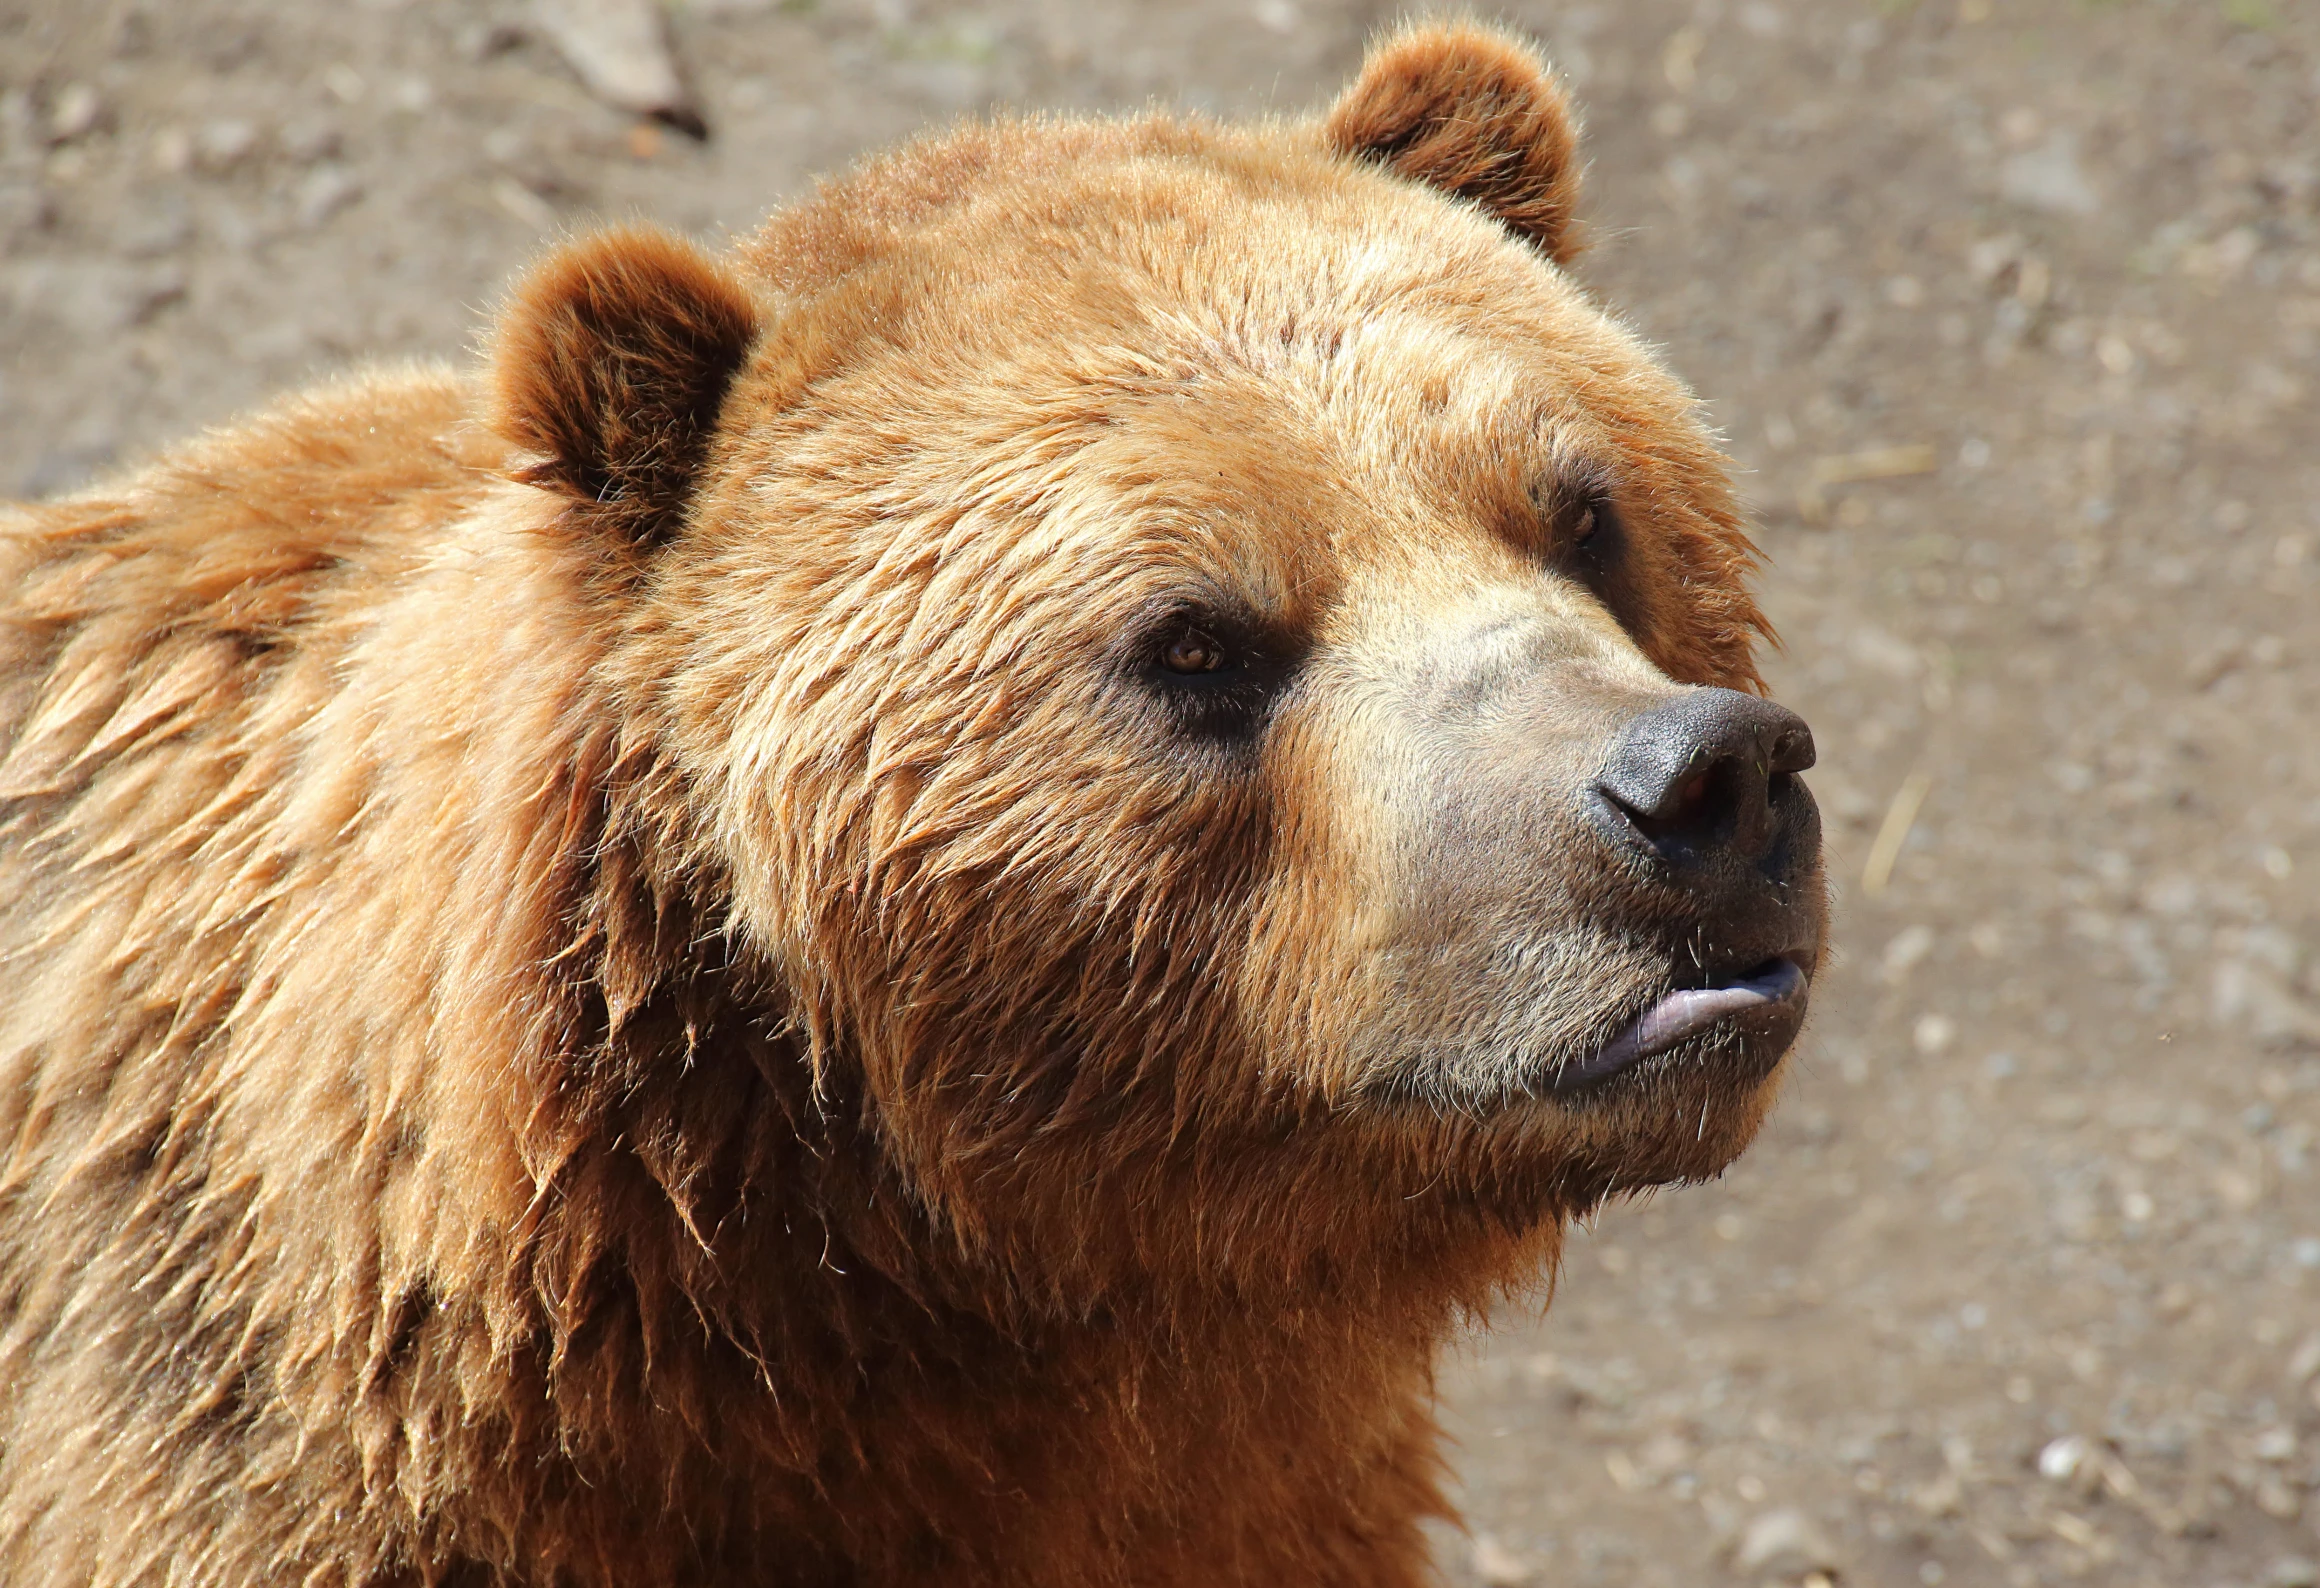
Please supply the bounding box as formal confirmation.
[1548,957,1810,1093]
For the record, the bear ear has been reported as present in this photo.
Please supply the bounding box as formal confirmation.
[490,225,759,550]
[1324,22,1586,266]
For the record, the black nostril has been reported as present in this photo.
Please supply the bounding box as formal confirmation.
[1595,688,1816,862]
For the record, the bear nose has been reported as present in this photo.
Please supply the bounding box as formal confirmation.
[1594,688,1816,866]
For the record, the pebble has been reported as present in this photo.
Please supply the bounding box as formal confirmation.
[196,119,261,173]
[1881,924,1934,981]
[2271,1559,2320,1588]
[150,126,194,174]
[1471,1534,1533,1586]
[293,165,363,229]
[2000,132,2099,217]
[2037,1433,2089,1483]
[48,83,101,144]
[532,0,706,136]
[279,115,343,165]
[1734,1509,1840,1578]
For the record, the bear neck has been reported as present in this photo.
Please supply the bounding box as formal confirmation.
[436,802,1550,1585]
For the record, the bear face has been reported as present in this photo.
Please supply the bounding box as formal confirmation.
[492,27,1826,1298]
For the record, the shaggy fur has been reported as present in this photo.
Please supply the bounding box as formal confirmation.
[0,23,1816,1588]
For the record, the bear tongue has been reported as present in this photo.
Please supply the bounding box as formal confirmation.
[1552,959,1807,1092]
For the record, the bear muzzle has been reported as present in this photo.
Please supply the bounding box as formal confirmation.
[1551,688,1822,1091]
[1550,687,1824,1092]
[1336,651,1827,1110]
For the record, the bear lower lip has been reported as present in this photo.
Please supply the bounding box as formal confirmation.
[1550,958,1809,1093]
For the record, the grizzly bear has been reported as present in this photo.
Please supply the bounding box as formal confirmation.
[0,22,1824,1588]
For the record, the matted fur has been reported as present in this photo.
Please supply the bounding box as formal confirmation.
[0,23,1809,1588]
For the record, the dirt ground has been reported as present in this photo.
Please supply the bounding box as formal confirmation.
[5,0,2318,1583]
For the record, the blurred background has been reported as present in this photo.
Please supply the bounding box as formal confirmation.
[4,0,2317,1582]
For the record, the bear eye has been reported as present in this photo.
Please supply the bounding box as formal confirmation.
[1545,488,1644,637]
[1133,609,1296,747]
[1160,627,1231,675]
[1558,492,1623,578]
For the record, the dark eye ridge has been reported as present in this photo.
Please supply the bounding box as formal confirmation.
[1160,626,1231,675]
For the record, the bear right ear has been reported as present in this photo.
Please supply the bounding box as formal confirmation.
[1324,22,1586,267]
[490,225,759,553]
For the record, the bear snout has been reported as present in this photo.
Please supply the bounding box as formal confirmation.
[1584,686,1826,967]
[1543,688,1828,1093]
[1325,655,1826,1113]
[1592,688,1816,873]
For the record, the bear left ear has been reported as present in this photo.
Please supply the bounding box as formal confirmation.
[491,225,760,551]
[1324,22,1586,267]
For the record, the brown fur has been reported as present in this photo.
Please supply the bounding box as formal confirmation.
[492,226,761,558]
[0,24,1807,1588]
[1325,19,1589,265]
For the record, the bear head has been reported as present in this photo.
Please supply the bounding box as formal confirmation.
[487,23,1827,1309]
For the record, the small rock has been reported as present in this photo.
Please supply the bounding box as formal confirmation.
[2256,1476,2304,1520]
[1881,924,1935,981]
[48,82,101,144]
[195,118,261,172]
[1253,0,1302,32]
[2269,1557,2320,1588]
[1735,1509,1840,1578]
[2254,1426,2298,1462]
[126,262,186,325]
[293,164,363,229]
[2038,1433,2090,1483]
[1471,1533,1533,1586]
[2213,929,2320,1045]
[2001,133,2099,217]
[456,20,530,61]
[2287,1332,2320,1385]
[1967,233,2023,285]
[150,125,193,174]
[490,177,558,232]
[533,0,705,136]
[279,115,343,165]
